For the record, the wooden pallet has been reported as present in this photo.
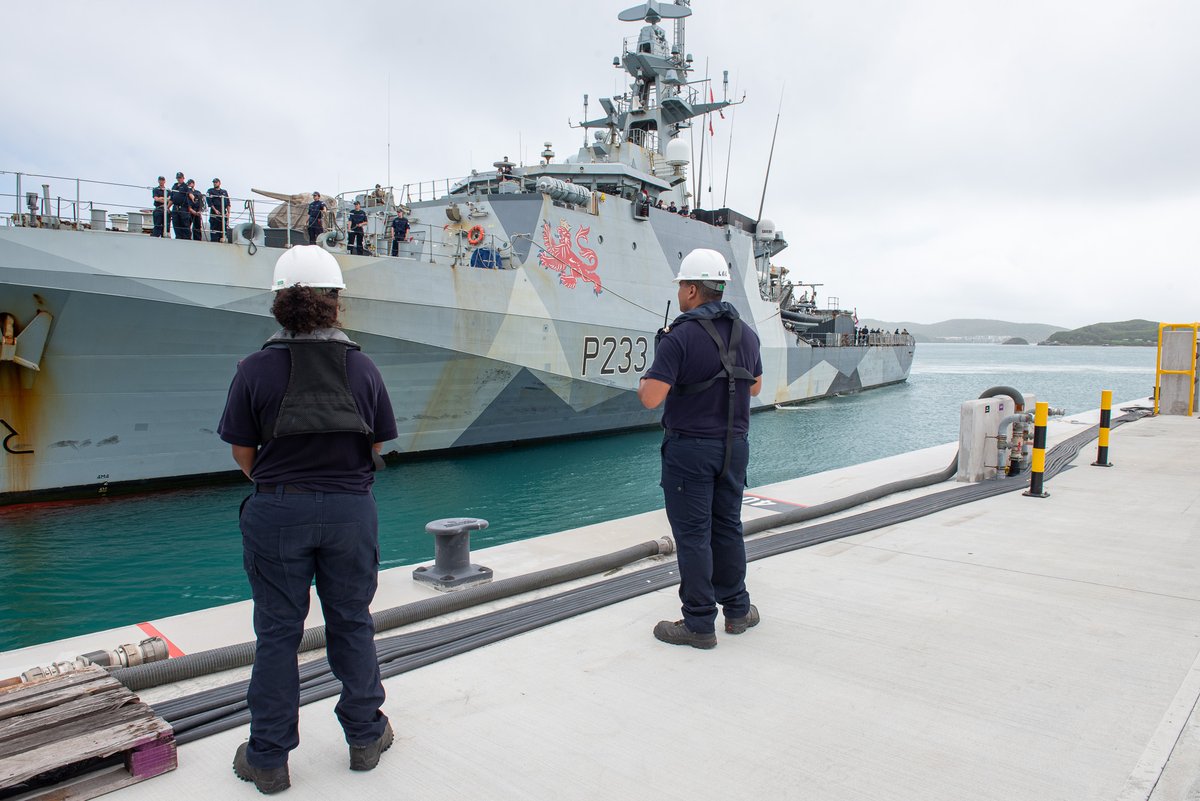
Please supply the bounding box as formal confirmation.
[0,665,175,800]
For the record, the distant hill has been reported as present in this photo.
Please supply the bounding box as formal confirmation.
[1003,337,1030,345]
[858,318,1067,344]
[1042,319,1158,346]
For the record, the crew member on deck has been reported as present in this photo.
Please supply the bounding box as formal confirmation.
[307,192,326,245]
[151,176,167,237]
[186,179,204,240]
[169,172,191,240]
[207,178,231,243]
[347,201,367,255]
[389,211,409,257]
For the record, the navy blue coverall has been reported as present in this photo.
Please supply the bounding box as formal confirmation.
[217,329,397,771]
[644,302,763,634]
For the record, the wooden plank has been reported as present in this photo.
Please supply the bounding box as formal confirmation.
[0,673,116,722]
[0,690,135,756]
[0,665,175,797]
[0,703,152,762]
[0,716,173,788]
[3,763,144,801]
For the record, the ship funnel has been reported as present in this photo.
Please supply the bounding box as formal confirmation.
[233,222,264,246]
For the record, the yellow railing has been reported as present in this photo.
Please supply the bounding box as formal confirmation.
[1154,322,1199,415]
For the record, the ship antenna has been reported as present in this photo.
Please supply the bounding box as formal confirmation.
[387,73,392,190]
[722,71,737,208]
[756,85,785,222]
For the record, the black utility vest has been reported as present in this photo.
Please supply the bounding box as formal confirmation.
[261,340,372,443]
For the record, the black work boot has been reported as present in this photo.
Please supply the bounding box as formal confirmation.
[233,742,290,794]
[653,619,717,649]
[724,604,760,635]
[350,721,394,771]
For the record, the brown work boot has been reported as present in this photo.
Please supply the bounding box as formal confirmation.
[724,604,760,634]
[233,742,290,794]
[349,721,394,771]
[653,619,717,649]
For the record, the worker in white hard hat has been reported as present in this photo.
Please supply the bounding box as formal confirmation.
[218,246,395,791]
[638,248,763,649]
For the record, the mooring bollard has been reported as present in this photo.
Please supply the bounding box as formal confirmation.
[412,517,494,591]
[1092,389,1114,467]
[1023,401,1050,498]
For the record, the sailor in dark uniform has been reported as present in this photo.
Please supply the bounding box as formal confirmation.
[186,179,204,240]
[151,176,167,237]
[347,200,367,255]
[389,211,409,257]
[307,192,326,245]
[169,172,191,240]
[207,178,231,243]
[218,246,396,793]
[638,248,763,650]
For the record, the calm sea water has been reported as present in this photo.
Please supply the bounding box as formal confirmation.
[0,344,1156,651]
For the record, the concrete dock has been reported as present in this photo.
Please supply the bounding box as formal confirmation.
[3,405,1198,800]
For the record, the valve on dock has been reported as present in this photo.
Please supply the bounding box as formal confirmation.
[413,517,494,592]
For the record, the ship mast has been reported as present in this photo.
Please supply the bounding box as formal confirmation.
[579,0,734,158]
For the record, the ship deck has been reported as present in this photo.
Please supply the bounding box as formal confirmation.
[3,401,1198,800]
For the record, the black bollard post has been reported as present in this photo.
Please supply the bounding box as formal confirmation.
[1023,401,1050,498]
[1092,389,1113,467]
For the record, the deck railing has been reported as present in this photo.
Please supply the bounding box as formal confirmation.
[0,170,520,269]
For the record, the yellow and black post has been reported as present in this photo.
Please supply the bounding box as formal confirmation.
[1093,389,1114,467]
[1024,401,1050,498]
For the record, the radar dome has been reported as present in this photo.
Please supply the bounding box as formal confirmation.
[664,138,691,167]
[756,219,776,240]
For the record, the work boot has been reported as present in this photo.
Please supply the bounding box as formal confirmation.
[233,742,290,795]
[350,721,394,771]
[653,619,717,649]
[725,604,760,635]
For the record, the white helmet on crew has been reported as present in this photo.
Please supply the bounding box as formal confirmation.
[674,248,730,289]
[271,245,346,292]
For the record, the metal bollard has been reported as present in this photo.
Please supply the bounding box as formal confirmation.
[412,517,494,591]
[1023,401,1050,498]
[1092,389,1113,467]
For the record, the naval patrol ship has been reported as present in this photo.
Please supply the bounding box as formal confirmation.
[0,0,914,503]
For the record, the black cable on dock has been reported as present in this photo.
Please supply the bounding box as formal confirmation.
[156,410,1150,743]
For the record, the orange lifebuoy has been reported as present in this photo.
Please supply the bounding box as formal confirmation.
[466,225,485,245]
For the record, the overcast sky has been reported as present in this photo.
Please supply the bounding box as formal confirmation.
[4,0,1197,328]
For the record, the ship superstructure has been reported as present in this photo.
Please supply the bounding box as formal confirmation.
[0,0,913,502]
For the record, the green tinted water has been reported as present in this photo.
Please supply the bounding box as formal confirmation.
[0,344,1157,651]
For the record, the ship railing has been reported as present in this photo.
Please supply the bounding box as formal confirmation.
[802,331,915,349]
[0,170,276,243]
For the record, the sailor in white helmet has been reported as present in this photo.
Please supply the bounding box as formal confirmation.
[218,246,395,792]
[638,248,763,649]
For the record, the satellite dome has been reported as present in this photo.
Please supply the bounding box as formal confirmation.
[756,218,776,240]
[664,138,690,167]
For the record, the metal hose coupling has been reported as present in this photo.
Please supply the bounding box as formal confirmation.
[656,536,676,555]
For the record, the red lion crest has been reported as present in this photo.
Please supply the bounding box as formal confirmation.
[539,219,601,295]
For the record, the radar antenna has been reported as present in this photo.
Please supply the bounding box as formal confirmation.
[617,0,691,23]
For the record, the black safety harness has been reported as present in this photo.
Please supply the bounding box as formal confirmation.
[259,330,381,470]
[666,304,757,479]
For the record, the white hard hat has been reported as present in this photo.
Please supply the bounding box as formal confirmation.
[674,248,730,284]
[271,246,346,291]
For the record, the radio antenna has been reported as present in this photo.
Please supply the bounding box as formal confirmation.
[756,86,785,221]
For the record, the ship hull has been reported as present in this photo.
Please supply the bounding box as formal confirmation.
[1,196,913,502]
